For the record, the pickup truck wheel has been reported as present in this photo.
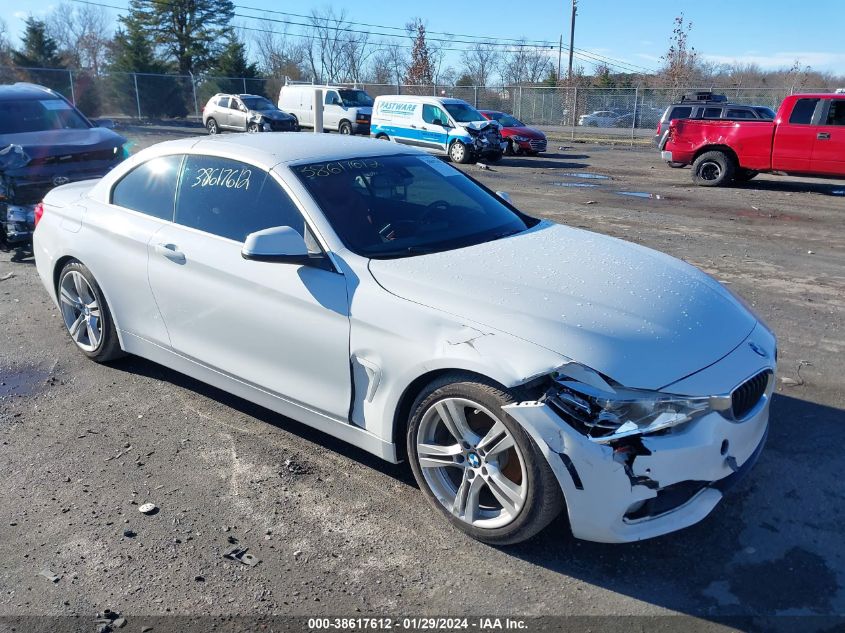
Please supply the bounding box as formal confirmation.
[735,169,759,182]
[669,162,685,169]
[692,151,735,187]
[407,373,564,545]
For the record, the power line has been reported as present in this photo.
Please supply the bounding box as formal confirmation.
[67,0,656,74]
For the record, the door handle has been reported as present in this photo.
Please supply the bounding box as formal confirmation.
[410,124,417,128]
[817,132,831,140]
[155,243,186,264]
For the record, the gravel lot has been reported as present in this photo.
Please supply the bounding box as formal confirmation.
[1,125,843,630]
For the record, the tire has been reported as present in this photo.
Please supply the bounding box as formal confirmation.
[735,169,759,182]
[205,118,218,135]
[339,120,353,135]
[291,115,300,132]
[526,151,539,157]
[57,261,124,363]
[375,133,390,141]
[448,140,471,164]
[668,162,685,169]
[504,140,516,156]
[486,151,503,163]
[407,373,563,545]
[247,121,261,133]
[691,150,736,187]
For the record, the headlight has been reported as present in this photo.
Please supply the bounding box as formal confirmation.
[548,365,718,443]
[512,135,529,142]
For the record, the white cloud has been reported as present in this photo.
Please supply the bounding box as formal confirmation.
[13,11,26,18]
[703,52,845,73]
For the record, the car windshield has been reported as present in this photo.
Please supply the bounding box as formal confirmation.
[490,113,523,127]
[0,98,90,134]
[292,154,536,259]
[754,106,776,119]
[444,102,485,123]
[242,97,276,111]
[338,90,373,107]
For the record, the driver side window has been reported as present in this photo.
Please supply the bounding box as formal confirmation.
[230,99,242,110]
[325,91,341,106]
[422,104,447,125]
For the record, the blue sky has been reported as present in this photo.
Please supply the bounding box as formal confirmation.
[3,0,844,76]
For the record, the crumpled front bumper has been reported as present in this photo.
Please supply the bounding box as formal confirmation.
[1,202,36,244]
[503,327,775,543]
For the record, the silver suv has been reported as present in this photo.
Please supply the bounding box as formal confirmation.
[202,93,297,134]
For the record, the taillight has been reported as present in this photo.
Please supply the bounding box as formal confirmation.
[34,202,45,228]
[656,122,661,135]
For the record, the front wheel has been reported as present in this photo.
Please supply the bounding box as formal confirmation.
[247,121,261,133]
[504,140,516,156]
[57,262,124,362]
[448,141,472,164]
[692,150,736,187]
[407,374,563,545]
[338,120,353,135]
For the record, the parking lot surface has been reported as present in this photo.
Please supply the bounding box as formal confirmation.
[1,126,843,628]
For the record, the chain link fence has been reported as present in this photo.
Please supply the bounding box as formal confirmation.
[2,65,832,143]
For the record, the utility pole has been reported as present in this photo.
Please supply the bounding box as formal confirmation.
[567,0,577,83]
[557,33,563,81]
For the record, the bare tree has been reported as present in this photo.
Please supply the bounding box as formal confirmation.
[303,7,371,84]
[0,17,12,65]
[460,42,499,87]
[46,2,112,73]
[253,21,307,81]
[499,40,552,85]
[661,13,699,91]
[369,42,407,86]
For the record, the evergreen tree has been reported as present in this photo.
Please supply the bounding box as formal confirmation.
[209,33,259,94]
[13,17,63,68]
[405,19,433,88]
[126,0,235,75]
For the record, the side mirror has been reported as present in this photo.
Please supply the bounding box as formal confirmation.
[495,191,512,204]
[242,226,321,265]
[95,119,116,129]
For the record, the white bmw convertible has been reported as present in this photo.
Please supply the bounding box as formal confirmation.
[33,133,776,544]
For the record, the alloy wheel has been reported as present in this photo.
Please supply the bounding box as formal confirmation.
[416,397,527,529]
[700,161,722,181]
[59,271,102,352]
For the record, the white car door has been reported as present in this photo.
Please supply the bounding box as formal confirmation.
[146,154,352,420]
[93,153,183,347]
[324,90,342,130]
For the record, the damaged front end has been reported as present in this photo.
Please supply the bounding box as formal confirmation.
[1,144,33,250]
[504,344,774,543]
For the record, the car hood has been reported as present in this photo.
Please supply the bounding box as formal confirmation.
[502,126,545,139]
[252,109,294,121]
[368,222,757,390]
[0,127,126,165]
[458,120,498,132]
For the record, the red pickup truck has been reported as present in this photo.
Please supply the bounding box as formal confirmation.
[662,94,845,186]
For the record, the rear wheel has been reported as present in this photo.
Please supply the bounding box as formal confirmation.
[291,115,300,132]
[375,133,390,141]
[339,120,353,135]
[692,150,735,187]
[206,118,218,135]
[57,262,123,362]
[448,140,472,164]
[407,374,563,545]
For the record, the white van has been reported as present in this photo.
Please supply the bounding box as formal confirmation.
[277,84,373,135]
[370,95,505,163]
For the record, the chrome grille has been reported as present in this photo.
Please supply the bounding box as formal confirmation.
[731,370,771,419]
[528,139,547,151]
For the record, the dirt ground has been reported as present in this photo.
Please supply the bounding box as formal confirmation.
[1,125,843,631]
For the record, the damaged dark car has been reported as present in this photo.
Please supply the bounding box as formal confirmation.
[0,82,127,257]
